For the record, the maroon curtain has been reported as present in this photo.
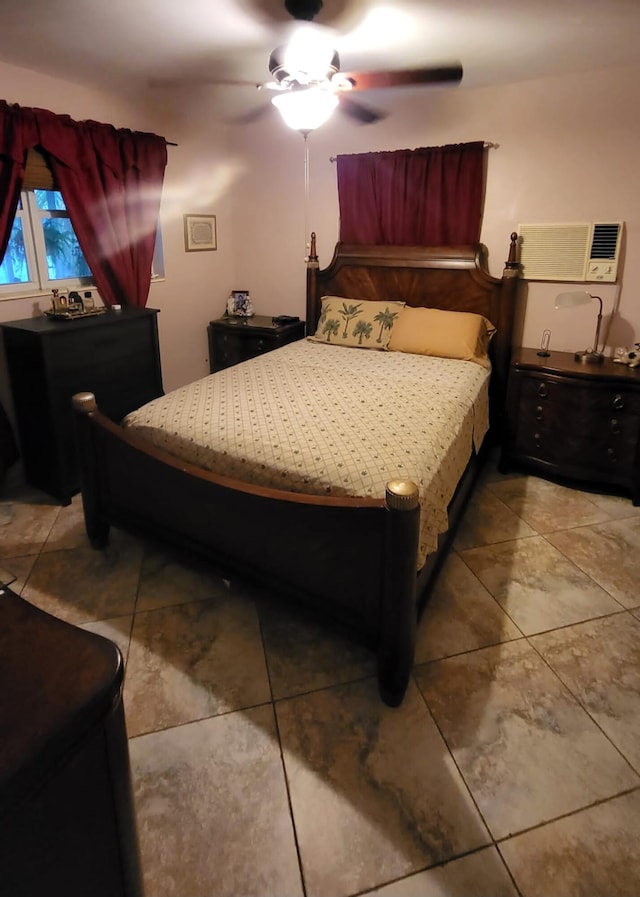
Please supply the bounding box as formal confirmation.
[336,141,485,245]
[0,102,38,263]
[0,101,167,307]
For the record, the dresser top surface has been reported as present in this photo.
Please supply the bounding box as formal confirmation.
[210,314,303,333]
[512,347,640,384]
[0,306,159,334]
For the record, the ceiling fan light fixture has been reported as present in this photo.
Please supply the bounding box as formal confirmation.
[271,87,338,132]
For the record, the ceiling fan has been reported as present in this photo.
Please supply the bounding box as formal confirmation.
[245,0,463,129]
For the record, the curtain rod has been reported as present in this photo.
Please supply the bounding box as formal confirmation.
[328,142,498,162]
[167,141,178,146]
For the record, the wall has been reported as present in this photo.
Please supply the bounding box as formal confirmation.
[2,58,639,488]
[0,62,238,394]
[229,62,640,358]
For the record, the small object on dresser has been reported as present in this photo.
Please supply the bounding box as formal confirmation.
[537,329,551,357]
[227,290,254,317]
[613,344,640,368]
[272,315,300,325]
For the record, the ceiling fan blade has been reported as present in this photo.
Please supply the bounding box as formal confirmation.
[337,95,386,125]
[341,64,463,92]
[229,103,274,125]
[149,76,267,89]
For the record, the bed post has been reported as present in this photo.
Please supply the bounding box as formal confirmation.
[306,231,320,336]
[492,231,521,435]
[378,479,420,707]
[72,392,110,549]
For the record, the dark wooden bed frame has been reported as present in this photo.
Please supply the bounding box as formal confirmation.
[73,233,520,707]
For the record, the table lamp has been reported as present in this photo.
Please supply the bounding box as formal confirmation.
[554,291,604,364]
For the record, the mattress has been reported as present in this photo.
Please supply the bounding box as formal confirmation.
[124,339,490,567]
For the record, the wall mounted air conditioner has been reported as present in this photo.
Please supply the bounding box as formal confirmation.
[518,222,623,283]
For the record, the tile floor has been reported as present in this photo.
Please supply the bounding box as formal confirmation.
[2,457,640,897]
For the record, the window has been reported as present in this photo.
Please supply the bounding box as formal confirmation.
[0,148,164,299]
[0,189,92,295]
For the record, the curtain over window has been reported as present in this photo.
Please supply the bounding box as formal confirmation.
[0,100,167,307]
[336,141,486,245]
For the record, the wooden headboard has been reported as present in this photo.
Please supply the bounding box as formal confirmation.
[306,232,521,427]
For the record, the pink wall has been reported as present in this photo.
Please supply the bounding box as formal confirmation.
[2,59,639,404]
[229,63,640,359]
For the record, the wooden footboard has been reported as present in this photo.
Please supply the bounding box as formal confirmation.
[73,393,421,706]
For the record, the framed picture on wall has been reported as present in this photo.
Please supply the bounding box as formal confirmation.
[184,214,217,251]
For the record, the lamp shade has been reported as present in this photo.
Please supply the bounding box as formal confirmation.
[272,89,338,132]
[554,291,593,309]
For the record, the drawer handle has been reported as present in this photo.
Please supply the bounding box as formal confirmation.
[533,432,541,446]
[610,418,621,435]
[535,405,544,421]
[613,394,624,410]
[607,447,617,460]
[537,383,548,398]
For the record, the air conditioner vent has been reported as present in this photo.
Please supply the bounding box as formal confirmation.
[518,222,623,282]
[590,223,620,260]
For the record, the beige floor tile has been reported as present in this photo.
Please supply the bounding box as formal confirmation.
[130,706,303,897]
[586,490,640,519]
[0,553,35,592]
[258,595,376,699]
[415,640,638,840]
[461,535,622,634]
[20,542,143,624]
[531,613,640,769]
[415,552,522,664]
[136,542,231,612]
[124,595,271,736]
[277,678,490,897]
[0,497,60,557]
[453,484,536,550]
[499,790,640,897]
[489,476,613,533]
[547,517,640,608]
[41,493,90,552]
[363,846,518,897]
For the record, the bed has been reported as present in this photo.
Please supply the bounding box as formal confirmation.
[73,233,520,706]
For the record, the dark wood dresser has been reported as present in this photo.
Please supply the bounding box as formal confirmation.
[501,347,640,503]
[208,314,305,373]
[0,586,142,897]
[1,308,163,504]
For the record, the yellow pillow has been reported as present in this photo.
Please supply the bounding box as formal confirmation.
[309,296,405,349]
[388,306,496,367]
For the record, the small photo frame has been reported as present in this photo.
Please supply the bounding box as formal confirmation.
[184,214,217,252]
[227,290,254,317]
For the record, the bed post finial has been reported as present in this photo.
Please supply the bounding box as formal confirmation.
[506,232,519,270]
[307,231,318,267]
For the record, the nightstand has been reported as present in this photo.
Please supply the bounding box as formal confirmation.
[207,314,305,373]
[501,348,640,504]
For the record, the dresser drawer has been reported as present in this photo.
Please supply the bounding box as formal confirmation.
[43,316,157,374]
[519,374,640,417]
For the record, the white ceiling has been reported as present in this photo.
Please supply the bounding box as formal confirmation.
[1,0,639,107]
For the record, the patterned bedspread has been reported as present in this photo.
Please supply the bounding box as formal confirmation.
[123,340,490,567]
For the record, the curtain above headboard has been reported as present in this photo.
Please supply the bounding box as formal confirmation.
[336,141,485,245]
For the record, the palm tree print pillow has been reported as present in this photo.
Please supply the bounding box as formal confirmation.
[309,296,405,349]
